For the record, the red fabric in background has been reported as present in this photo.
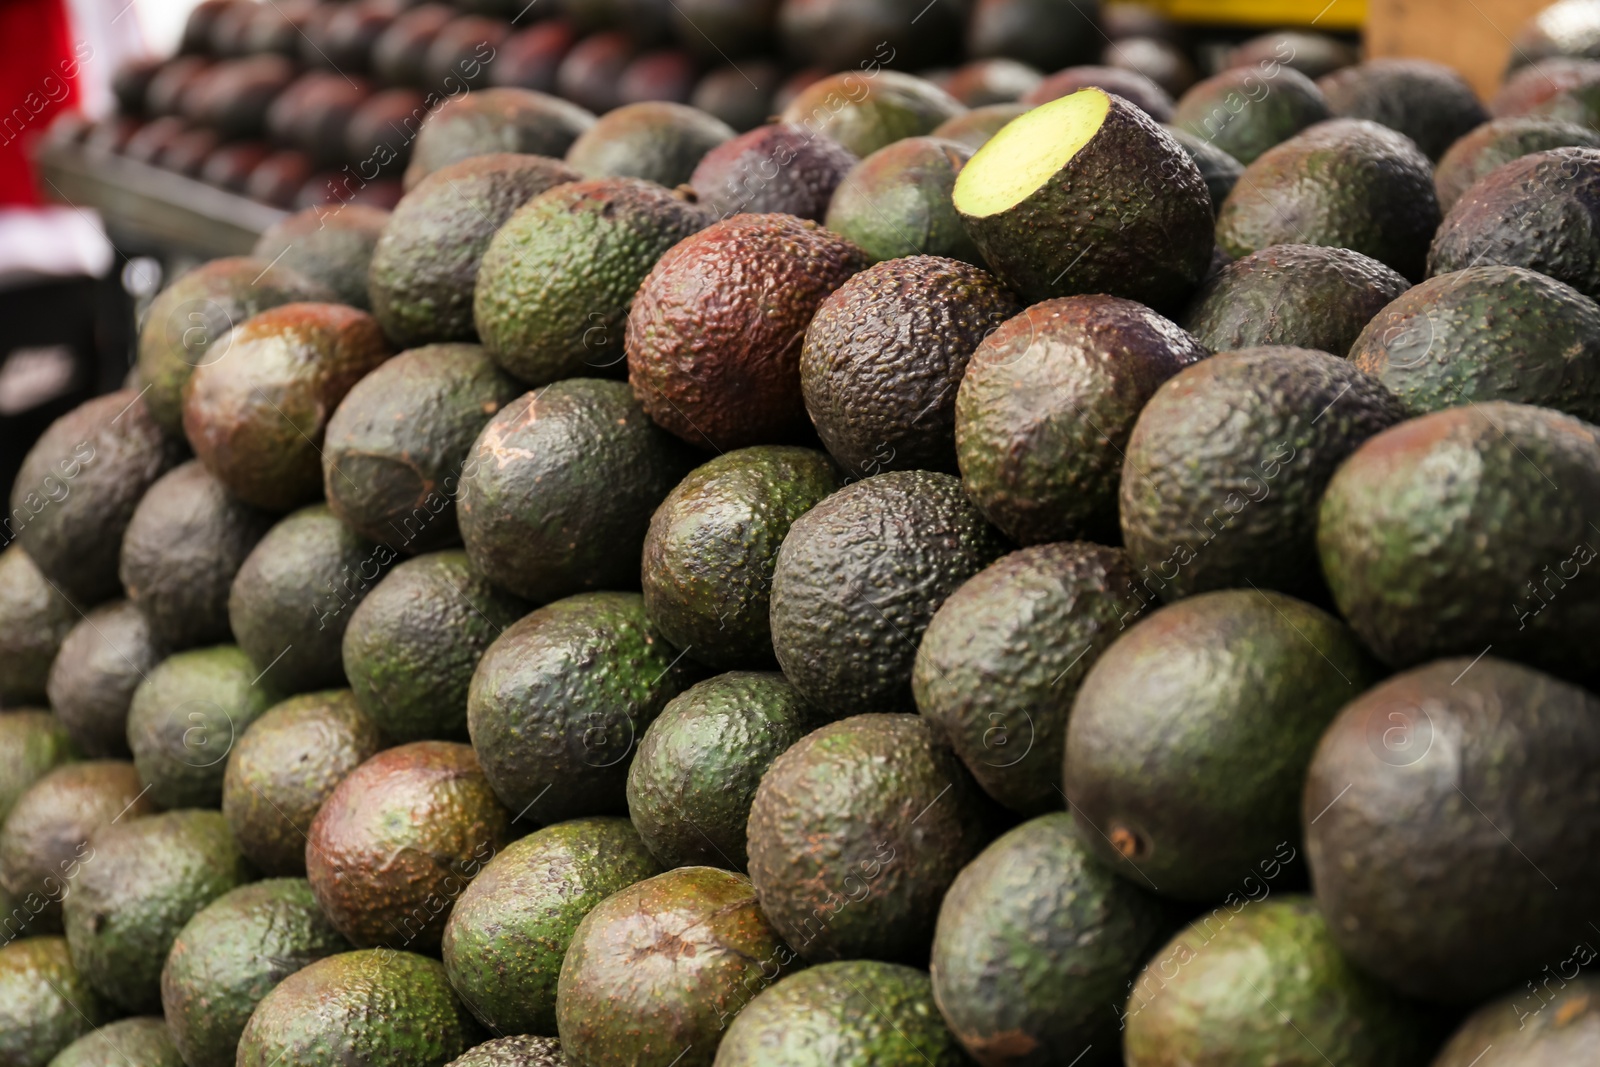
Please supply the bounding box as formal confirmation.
[0,0,83,207]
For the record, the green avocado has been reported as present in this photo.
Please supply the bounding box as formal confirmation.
[1318,57,1488,160]
[1172,65,1330,164]
[932,102,1029,150]
[1163,125,1244,211]
[250,204,389,309]
[564,101,735,187]
[46,602,163,759]
[46,1017,183,1067]
[0,711,78,825]
[0,937,107,1067]
[445,1036,565,1067]
[823,138,983,264]
[689,124,858,221]
[404,87,595,189]
[1432,975,1600,1063]
[1433,116,1600,210]
[778,70,965,158]
[0,547,77,705]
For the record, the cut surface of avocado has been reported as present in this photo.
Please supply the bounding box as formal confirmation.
[955,88,1110,216]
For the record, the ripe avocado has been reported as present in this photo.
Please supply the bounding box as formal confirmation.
[1433,116,1600,210]
[0,547,77,705]
[931,812,1176,1067]
[769,470,1007,715]
[968,0,1098,72]
[1305,658,1600,1002]
[250,204,389,309]
[1164,124,1244,211]
[690,64,782,133]
[404,88,594,189]
[953,89,1213,309]
[690,123,857,221]
[1494,56,1600,115]
[955,294,1207,545]
[1022,66,1176,121]
[446,1036,565,1067]
[1171,65,1330,163]
[1432,976,1600,1063]
[441,816,661,1035]
[913,543,1145,816]
[305,741,511,952]
[778,70,965,158]
[1318,58,1488,160]
[48,1017,183,1067]
[160,878,351,1067]
[640,446,840,669]
[555,866,793,1067]
[46,602,164,758]
[474,179,708,387]
[0,711,79,825]
[564,101,735,187]
[1065,589,1376,900]
[823,137,984,264]
[932,102,1028,150]
[942,58,1042,105]
[0,937,107,1067]
[1119,347,1406,601]
[1227,31,1357,80]
[1104,38,1197,99]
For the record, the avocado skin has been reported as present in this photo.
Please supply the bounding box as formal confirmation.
[48,1016,183,1067]
[1164,125,1244,211]
[1124,898,1440,1066]
[0,548,77,705]
[305,741,512,952]
[1217,118,1440,281]
[221,690,386,876]
[322,345,521,552]
[467,592,700,824]
[1428,147,1600,301]
[119,461,273,652]
[1495,56,1600,113]
[1023,65,1176,119]
[1432,975,1600,1063]
[404,87,595,189]
[1065,589,1376,901]
[802,256,1020,476]
[457,379,696,602]
[1305,658,1600,1003]
[931,812,1175,1067]
[690,124,857,221]
[1181,244,1410,355]
[824,138,984,265]
[441,816,661,1036]
[251,204,389,309]
[555,866,792,1067]
[715,960,969,1067]
[1317,402,1600,681]
[1120,346,1407,601]
[564,101,735,187]
[237,949,480,1067]
[934,103,1028,151]
[778,70,965,158]
[1317,58,1488,161]
[368,153,580,349]
[627,672,819,870]
[1434,116,1600,210]
[640,446,840,669]
[229,504,394,693]
[769,470,1007,716]
[343,551,527,743]
[0,936,107,1067]
[445,1036,565,1067]
[136,256,335,436]
[913,543,1144,816]
[63,809,254,1014]
[746,714,993,964]
[0,711,79,826]
[955,295,1207,546]
[1229,31,1358,80]
[474,179,708,388]
[44,604,160,759]
[160,878,351,1067]
[12,389,187,603]
[1172,65,1330,164]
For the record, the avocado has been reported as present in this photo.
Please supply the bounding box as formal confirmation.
[669,0,776,59]
[1120,346,1407,601]
[1105,37,1198,99]
[250,205,389,310]
[1492,56,1600,115]
[446,1036,565,1067]
[305,741,510,951]
[221,689,386,876]
[1228,31,1357,80]
[954,89,1212,309]
[823,137,984,264]
[404,88,594,189]
[913,543,1143,817]
[1350,265,1600,419]
[322,344,521,551]
[0,548,77,705]
[1428,147,1600,301]
[47,1017,183,1067]
[1172,65,1330,164]
[237,949,480,1067]
[715,960,968,1067]
[780,0,962,72]
[467,591,699,824]
[63,809,252,1013]
[457,379,695,601]
[0,711,78,825]
[1066,589,1376,900]
[11,389,186,603]
[1306,657,1600,1003]
[689,123,856,221]
[229,504,394,693]
[1432,975,1600,1063]
[119,460,274,651]
[474,179,708,388]
[556,866,792,1067]
[778,70,965,158]
[0,937,107,1067]
[182,302,392,512]
[137,256,335,436]
[931,812,1175,1066]
[160,878,350,1067]
[770,470,1007,716]
[1318,58,1488,161]
[955,294,1207,545]
[640,446,839,669]
[1512,0,1600,68]
[1217,118,1440,281]
[626,672,818,870]
[563,102,734,187]
[932,102,1028,150]
[944,59,1043,106]
[1123,898,1438,1065]
[1434,116,1600,210]
[968,0,1098,72]
[1163,124,1244,211]
[0,762,155,935]
[1180,243,1411,354]
[441,816,661,1035]
[369,153,580,349]
[554,30,635,114]
[45,603,163,759]
[1317,402,1600,681]
[1022,66,1176,122]
[690,63,781,133]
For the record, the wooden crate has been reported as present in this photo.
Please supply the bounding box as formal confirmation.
[1365,0,1552,99]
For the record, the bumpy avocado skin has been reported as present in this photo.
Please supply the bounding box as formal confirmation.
[160,878,351,1067]
[0,936,108,1067]
[1164,125,1244,211]
[445,1035,566,1067]
[564,101,736,187]
[251,204,389,310]
[690,123,858,221]
[715,960,969,1067]
[931,812,1176,1067]
[0,547,78,705]
[44,603,160,759]
[441,816,661,1036]
[1432,975,1600,1063]
[824,138,984,264]
[955,295,1208,546]
[640,446,840,669]
[1433,116,1600,210]
[769,470,1008,716]
[48,1016,184,1067]
[0,711,79,825]
[404,88,595,188]
[1172,65,1330,164]
[1317,57,1487,160]
[779,70,965,157]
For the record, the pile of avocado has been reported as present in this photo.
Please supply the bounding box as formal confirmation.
[10,3,1600,1065]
